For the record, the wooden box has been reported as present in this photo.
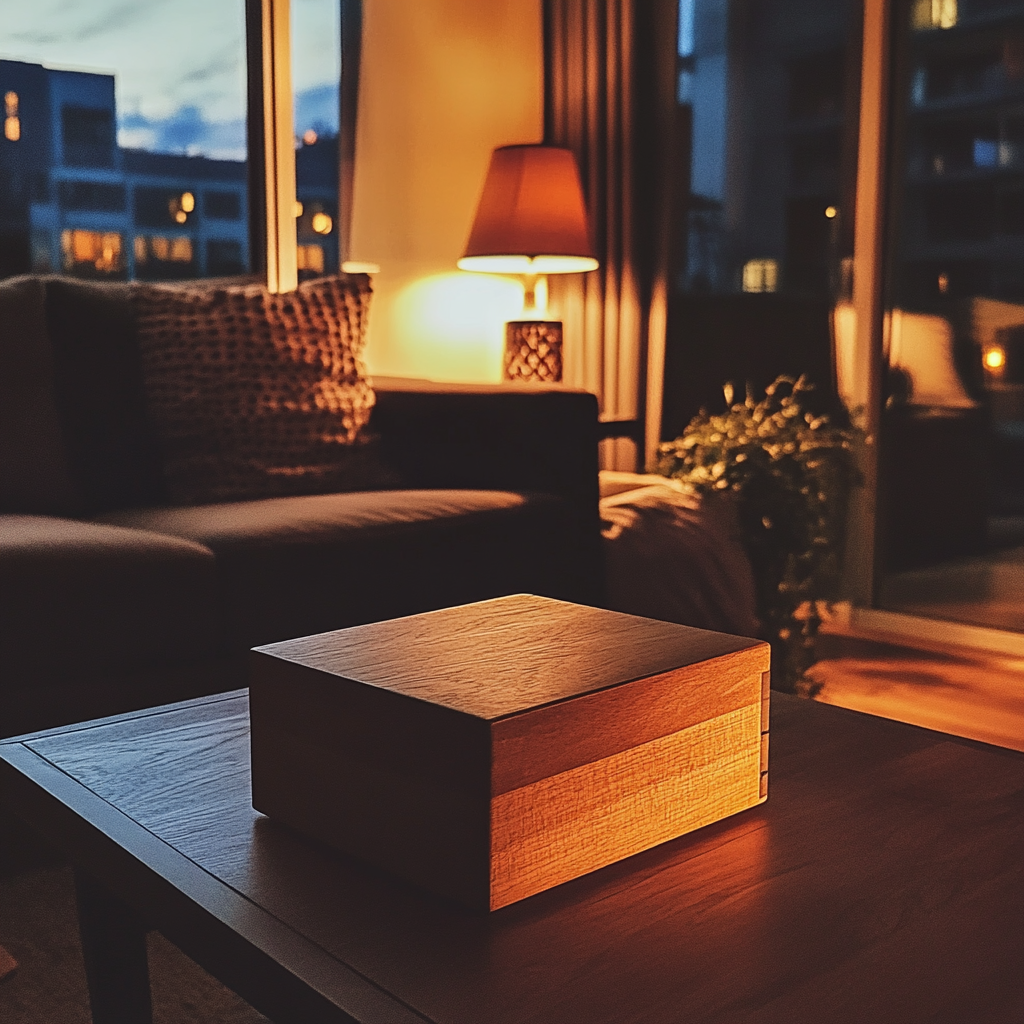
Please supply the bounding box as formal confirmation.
[249,595,771,911]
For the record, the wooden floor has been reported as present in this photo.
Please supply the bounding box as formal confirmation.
[807,628,1024,752]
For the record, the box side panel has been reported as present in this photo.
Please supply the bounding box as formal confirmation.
[491,644,770,794]
[250,653,491,909]
[490,701,762,909]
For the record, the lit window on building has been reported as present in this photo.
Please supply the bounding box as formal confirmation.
[136,236,194,264]
[742,259,779,293]
[913,0,957,30]
[297,244,325,273]
[4,90,19,142]
[61,230,124,275]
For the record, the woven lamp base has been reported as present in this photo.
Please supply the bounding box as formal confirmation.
[503,320,563,382]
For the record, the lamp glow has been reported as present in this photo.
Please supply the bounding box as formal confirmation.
[458,145,599,382]
[984,346,1005,370]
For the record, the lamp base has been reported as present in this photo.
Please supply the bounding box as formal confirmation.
[504,320,563,382]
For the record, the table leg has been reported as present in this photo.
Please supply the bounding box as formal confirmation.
[74,869,153,1024]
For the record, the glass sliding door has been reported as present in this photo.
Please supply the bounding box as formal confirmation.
[661,0,863,443]
[0,0,250,283]
[876,0,1024,633]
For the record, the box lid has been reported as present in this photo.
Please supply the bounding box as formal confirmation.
[254,594,763,722]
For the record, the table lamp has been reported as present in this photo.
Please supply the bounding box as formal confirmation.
[458,145,598,382]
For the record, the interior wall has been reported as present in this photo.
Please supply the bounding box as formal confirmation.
[350,0,544,382]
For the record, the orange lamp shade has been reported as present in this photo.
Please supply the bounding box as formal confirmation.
[458,145,598,275]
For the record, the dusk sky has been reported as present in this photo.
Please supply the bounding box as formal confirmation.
[1,0,340,160]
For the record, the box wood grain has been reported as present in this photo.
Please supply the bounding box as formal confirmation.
[249,595,770,910]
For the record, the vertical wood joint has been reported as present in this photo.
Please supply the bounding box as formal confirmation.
[760,669,770,799]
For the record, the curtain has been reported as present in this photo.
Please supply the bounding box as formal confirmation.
[544,0,677,470]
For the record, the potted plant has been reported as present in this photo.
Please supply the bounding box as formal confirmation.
[654,376,863,694]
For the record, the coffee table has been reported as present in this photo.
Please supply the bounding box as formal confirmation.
[1,689,1022,1024]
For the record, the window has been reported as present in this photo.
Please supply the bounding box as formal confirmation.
[296,242,324,273]
[1,0,249,282]
[291,0,342,280]
[4,90,19,141]
[661,0,861,444]
[205,190,242,220]
[207,239,245,275]
[134,187,196,229]
[61,229,124,276]
[134,234,196,280]
[58,181,126,211]
[62,106,115,168]
[741,259,779,294]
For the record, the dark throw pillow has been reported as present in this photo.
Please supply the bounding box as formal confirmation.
[132,274,382,505]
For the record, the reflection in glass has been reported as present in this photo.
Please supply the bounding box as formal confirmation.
[661,0,861,443]
[877,0,1024,633]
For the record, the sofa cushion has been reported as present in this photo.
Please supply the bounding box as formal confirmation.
[0,277,80,515]
[0,516,223,685]
[132,274,381,505]
[42,276,168,512]
[97,489,581,650]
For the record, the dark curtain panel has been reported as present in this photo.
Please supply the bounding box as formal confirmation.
[544,0,678,469]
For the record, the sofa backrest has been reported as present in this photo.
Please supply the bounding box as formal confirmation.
[0,274,167,516]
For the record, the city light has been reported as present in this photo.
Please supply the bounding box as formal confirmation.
[180,192,195,213]
[303,129,318,146]
[294,201,303,217]
[311,212,333,235]
[4,91,19,142]
[825,205,837,219]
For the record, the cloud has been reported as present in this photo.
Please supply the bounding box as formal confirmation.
[5,0,155,47]
[117,81,336,162]
[119,105,246,162]
[177,44,241,89]
[294,83,339,135]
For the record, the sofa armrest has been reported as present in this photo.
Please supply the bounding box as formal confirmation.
[370,379,601,602]
[371,378,599,512]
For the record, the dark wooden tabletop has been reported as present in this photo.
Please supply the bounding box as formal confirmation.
[2,690,1022,1024]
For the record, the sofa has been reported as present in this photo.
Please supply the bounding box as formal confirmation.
[0,274,600,738]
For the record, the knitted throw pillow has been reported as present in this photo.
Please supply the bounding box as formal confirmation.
[133,274,380,505]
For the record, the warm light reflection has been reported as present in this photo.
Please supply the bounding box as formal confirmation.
[294,200,304,218]
[938,272,949,294]
[311,212,333,235]
[984,346,1006,371]
[303,129,318,145]
[174,210,187,224]
[825,205,838,219]
[391,272,523,382]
